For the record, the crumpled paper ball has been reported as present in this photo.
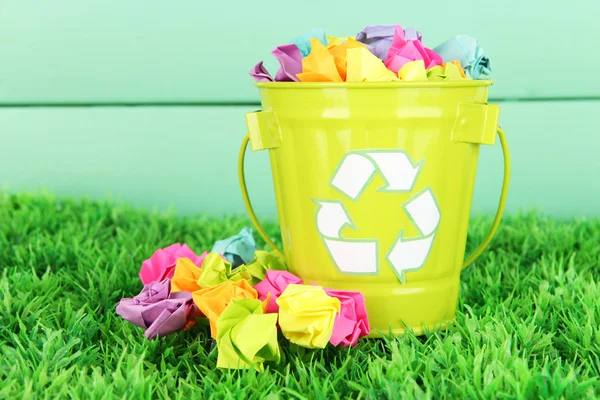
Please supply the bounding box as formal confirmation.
[250,44,303,82]
[244,250,288,284]
[385,25,443,73]
[355,24,422,61]
[171,257,204,293]
[216,298,280,370]
[116,278,199,340]
[276,284,341,349]
[324,289,370,347]
[197,252,253,289]
[139,244,206,285]
[297,38,343,82]
[254,270,303,314]
[433,35,491,79]
[427,65,445,81]
[346,46,400,82]
[326,35,354,46]
[424,62,470,82]
[442,62,467,80]
[398,60,428,81]
[250,61,273,82]
[326,38,367,81]
[192,279,264,339]
[290,28,327,57]
[211,227,256,267]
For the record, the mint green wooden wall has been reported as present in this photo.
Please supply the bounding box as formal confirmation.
[1,1,599,217]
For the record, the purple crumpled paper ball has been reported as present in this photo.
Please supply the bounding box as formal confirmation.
[250,61,273,82]
[116,278,199,340]
[250,44,303,83]
[356,24,422,61]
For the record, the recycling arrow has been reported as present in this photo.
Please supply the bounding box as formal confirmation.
[315,199,378,274]
[386,187,440,284]
[315,200,354,238]
[323,238,378,274]
[331,151,422,200]
[330,154,376,200]
[366,152,421,192]
[315,149,440,284]
[386,234,435,284]
[403,187,440,237]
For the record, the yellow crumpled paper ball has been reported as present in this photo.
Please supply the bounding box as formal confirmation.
[276,284,341,349]
[326,35,354,46]
[327,38,367,81]
[398,60,427,81]
[297,38,343,82]
[426,61,470,82]
[346,47,400,82]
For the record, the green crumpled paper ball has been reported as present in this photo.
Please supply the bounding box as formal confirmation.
[244,250,287,284]
[198,250,287,289]
[216,298,280,370]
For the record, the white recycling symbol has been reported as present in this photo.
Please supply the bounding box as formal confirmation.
[314,150,441,284]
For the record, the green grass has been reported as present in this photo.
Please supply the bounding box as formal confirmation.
[1,191,599,399]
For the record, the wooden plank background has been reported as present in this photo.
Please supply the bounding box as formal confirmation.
[1,0,599,104]
[1,1,598,216]
[1,101,598,217]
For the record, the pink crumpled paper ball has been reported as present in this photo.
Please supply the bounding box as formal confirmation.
[324,288,370,347]
[139,244,207,285]
[116,278,199,340]
[254,270,303,314]
[384,24,442,73]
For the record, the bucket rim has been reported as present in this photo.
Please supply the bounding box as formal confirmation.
[254,80,494,89]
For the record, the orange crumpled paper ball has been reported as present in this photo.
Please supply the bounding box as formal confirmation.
[191,279,269,339]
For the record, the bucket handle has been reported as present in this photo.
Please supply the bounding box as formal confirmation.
[238,134,282,252]
[239,127,511,268]
[462,127,511,269]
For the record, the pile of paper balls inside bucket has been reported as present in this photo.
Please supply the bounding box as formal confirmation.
[251,24,491,83]
[116,228,370,370]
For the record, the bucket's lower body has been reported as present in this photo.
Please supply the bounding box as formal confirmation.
[302,270,461,337]
[261,107,480,337]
